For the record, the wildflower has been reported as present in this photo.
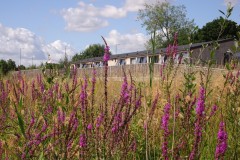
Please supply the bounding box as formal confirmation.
[102,36,110,62]
[80,76,88,111]
[96,113,104,128]
[67,139,73,150]
[41,120,48,132]
[0,140,3,158]
[31,80,36,101]
[135,96,141,109]
[130,139,137,152]
[161,102,171,160]
[21,152,26,159]
[121,76,129,103]
[65,83,69,93]
[210,105,218,117]
[103,45,110,62]
[79,134,87,148]
[30,115,35,127]
[149,93,159,118]
[112,112,122,133]
[190,87,205,160]
[196,87,205,116]
[215,122,228,159]
[73,118,79,131]
[71,64,78,87]
[57,108,65,124]
[91,69,96,93]
[87,123,93,130]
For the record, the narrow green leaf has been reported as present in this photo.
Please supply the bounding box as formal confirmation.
[19,97,23,109]
[218,9,225,15]
[14,103,26,138]
[38,152,44,160]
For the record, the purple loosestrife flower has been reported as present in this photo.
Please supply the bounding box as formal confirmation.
[21,153,26,159]
[121,76,130,103]
[96,113,104,128]
[196,87,205,116]
[130,139,137,152]
[161,103,171,160]
[80,76,88,112]
[54,83,59,93]
[91,68,96,98]
[112,112,123,133]
[135,96,141,109]
[87,123,93,130]
[57,108,65,124]
[71,64,78,87]
[149,93,159,118]
[44,105,53,115]
[79,134,87,148]
[73,118,79,132]
[65,83,69,93]
[67,139,73,150]
[215,122,228,159]
[103,45,110,62]
[31,80,36,101]
[210,105,218,117]
[190,87,205,160]
[236,70,240,78]
[0,140,3,158]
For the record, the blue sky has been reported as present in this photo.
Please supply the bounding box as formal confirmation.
[0,0,239,66]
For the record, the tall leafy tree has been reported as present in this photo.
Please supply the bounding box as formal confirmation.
[7,59,16,71]
[194,18,240,42]
[0,59,9,75]
[72,44,106,62]
[138,2,195,48]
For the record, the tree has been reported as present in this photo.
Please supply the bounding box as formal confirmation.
[138,2,195,48]
[72,44,105,62]
[18,65,26,70]
[0,59,8,75]
[7,59,16,71]
[194,18,240,42]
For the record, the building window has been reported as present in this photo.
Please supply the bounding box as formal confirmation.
[119,59,126,65]
[137,57,147,63]
[130,58,136,64]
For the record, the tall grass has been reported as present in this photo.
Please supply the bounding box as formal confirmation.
[1,6,240,160]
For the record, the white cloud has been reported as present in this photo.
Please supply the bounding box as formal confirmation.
[0,23,76,66]
[61,1,129,32]
[61,0,167,32]
[105,30,148,54]
[124,0,162,12]
[224,0,238,6]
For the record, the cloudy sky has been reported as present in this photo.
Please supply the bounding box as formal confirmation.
[0,0,239,66]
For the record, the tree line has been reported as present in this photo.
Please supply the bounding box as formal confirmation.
[71,2,239,62]
[1,2,239,73]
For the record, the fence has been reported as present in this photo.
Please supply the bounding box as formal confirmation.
[11,64,234,80]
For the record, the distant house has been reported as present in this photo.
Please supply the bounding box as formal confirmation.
[73,38,237,68]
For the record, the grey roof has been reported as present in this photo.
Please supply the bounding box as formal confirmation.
[73,38,234,64]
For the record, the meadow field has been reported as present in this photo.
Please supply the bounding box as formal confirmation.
[0,40,240,160]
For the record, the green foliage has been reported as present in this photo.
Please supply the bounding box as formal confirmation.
[18,65,26,70]
[0,59,17,76]
[7,59,16,71]
[14,97,26,138]
[195,18,239,42]
[138,2,195,48]
[0,59,9,75]
[72,44,105,62]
